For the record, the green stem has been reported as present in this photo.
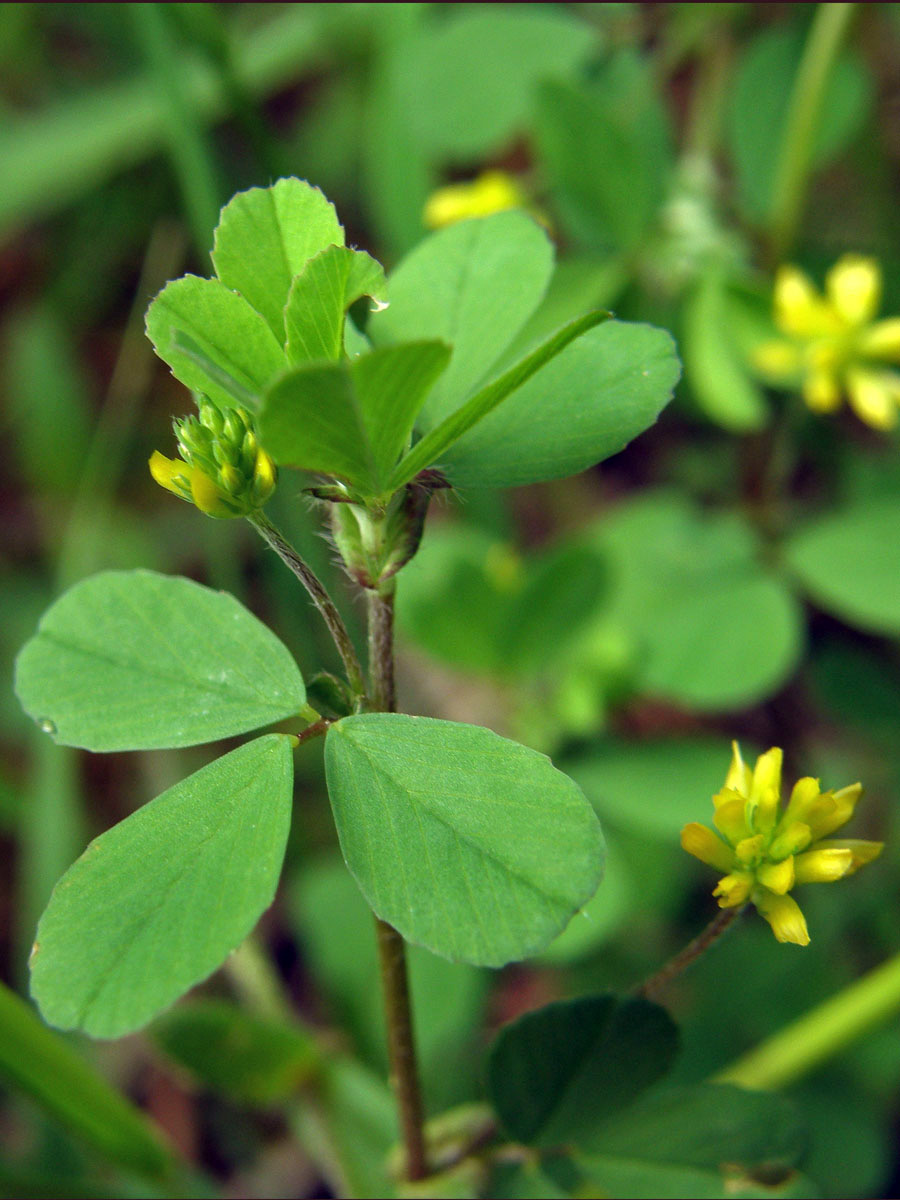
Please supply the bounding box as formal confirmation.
[635,905,745,1001]
[768,3,856,262]
[366,583,428,1182]
[224,935,294,1024]
[249,511,366,699]
[714,949,900,1091]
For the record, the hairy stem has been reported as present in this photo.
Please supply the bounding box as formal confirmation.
[249,511,366,698]
[635,905,744,1001]
[367,583,428,1182]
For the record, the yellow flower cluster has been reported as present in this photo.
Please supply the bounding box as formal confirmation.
[754,256,900,429]
[423,171,530,230]
[150,400,275,519]
[682,743,882,946]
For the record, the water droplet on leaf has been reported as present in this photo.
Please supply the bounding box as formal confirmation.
[37,717,57,736]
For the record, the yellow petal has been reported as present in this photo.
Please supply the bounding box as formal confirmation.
[753,889,810,946]
[802,366,842,412]
[751,339,802,379]
[747,747,782,832]
[734,834,765,867]
[826,255,881,326]
[782,777,822,824]
[812,838,883,876]
[713,796,750,845]
[423,171,526,229]
[757,856,795,894]
[189,466,231,516]
[774,266,840,337]
[858,317,900,361]
[793,847,853,884]
[149,451,190,500]
[768,821,812,860]
[713,872,753,908]
[846,367,900,430]
[681,823,736,872]
[724,742,751,795]
[804,784,861,840]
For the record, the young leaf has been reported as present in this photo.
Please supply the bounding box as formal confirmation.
[145,275,286,412]
[387,310,607,491]
[285,245,387,365]
[324,714,605,967]
[367,210,554,427]
[0,981,176,1181]
[260,341,450,496]
[436,320,681,489]
[211,178,345,340]
[30,735,295,1038]
[576,1083,808,1195]
[487,994,678,1147]
[151,1000,319,1105]
[15,570,306,751]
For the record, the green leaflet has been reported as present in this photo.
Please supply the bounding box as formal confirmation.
[211,177,345,340]
[15,570,305,751]
[285,245,387,364]
[323,714,604,968]
[30,735,295,1038]
[145,275,286,411]
[488,994,678,1147]
[368,210,555,426]
[260,341,450,495]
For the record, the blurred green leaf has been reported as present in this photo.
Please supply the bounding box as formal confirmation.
[727,25,872,224]
[567,738,734,840]
[145,275,286,411]
[5,305,93,493]
[593,493,803,710]
[369,211,554,426]
[151,1000,319,1105]
[487,993,678,1146]
[260,341,450,496]
[398,7,595,159]
[0,982,175,1182]
[785,500,900,636]
[439,320,680,489]
[682,270,769,433]
[324,714,605,967]
[576,1084,809,1198]
[31,734,295,1038]
[535,51,673,251]
[15,570,306,751]
[285,246,386,365]
[211,178,344,341]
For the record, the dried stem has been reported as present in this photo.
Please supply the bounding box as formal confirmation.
[635,905,745,1002]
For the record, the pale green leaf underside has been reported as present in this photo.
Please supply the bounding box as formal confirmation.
[439,320,682,488]
[368,211,555,427]
[285,245,387,365]
[260,341,450,495]
[15,570,305,751]
[212,178,345,340]
[324,714,605,967]
[145,275,286,411]
[30,735,295,1038]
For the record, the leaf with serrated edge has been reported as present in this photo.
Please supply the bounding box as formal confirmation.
[285,245,386,364]
[15,570,305,750]
[324,714,604,967]
[146,275,286,411]
[212,178,344,341]
[30,735,295,1038]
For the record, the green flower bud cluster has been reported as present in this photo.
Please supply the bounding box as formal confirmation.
[150,399,276,518]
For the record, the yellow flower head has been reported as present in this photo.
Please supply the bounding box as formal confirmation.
[150,399,276,518]
[681,742,882,946]
[753,255,900,430]
[423,171,532,230]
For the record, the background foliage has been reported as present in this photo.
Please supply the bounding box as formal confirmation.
[2,3,900,1197]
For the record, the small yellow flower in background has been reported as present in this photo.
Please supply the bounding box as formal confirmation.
[681,742,882,946]
[150,399,276,518]
[423,170,532,230]
[753,256,900,430]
